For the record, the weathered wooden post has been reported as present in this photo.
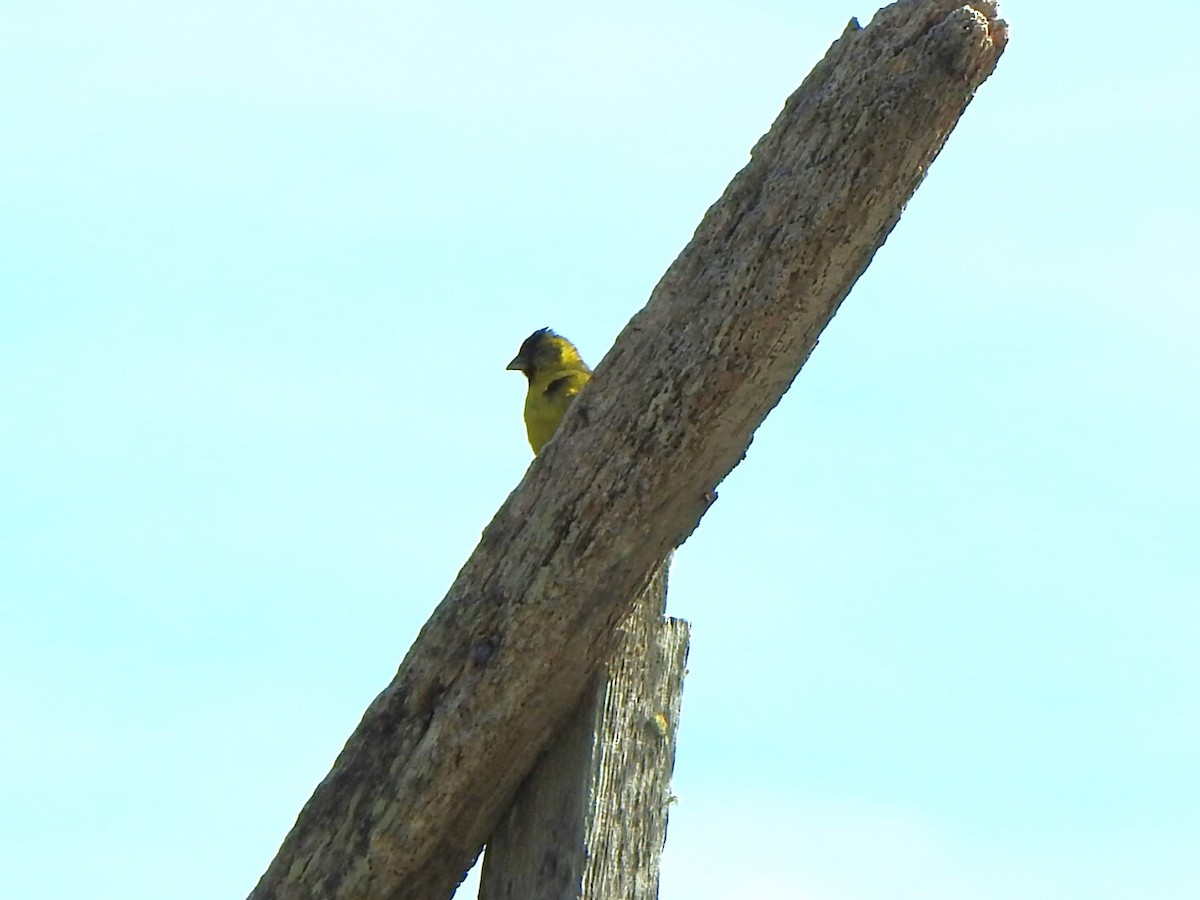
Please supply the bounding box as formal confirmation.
[248,3,1007,898]
[478,566,688,900]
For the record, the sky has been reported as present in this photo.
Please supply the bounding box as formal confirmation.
[1,2,1197,898]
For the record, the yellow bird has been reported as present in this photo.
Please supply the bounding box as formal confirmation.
[506,328,592,454]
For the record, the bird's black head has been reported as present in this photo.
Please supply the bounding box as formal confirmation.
[506,327,576,381]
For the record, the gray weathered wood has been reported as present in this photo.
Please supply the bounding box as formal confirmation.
[478,564,689,900]
[249,3,1007,898]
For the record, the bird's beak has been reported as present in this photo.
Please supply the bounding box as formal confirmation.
[506,356,526,372]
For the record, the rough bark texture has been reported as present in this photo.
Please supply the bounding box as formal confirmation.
[249,3,1007,899]
[477,565,689,900]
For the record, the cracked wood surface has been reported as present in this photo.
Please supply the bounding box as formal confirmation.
[477,566,689,900]
[249,3,1007,898]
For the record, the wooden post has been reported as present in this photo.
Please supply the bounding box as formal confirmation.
[248,4,1007,898]
[478,564,689,900]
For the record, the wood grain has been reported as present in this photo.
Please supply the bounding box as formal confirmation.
[478,565,689,900]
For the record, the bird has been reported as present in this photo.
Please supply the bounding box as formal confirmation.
[506,328,592,454]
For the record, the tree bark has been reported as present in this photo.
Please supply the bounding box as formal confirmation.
[477,565,689,900]
[249,3,1007,899]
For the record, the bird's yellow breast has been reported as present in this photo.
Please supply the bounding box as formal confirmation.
[524,369,590,454]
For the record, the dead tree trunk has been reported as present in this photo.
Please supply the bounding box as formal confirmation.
[249,3,1007,899]
[478,565,689,900]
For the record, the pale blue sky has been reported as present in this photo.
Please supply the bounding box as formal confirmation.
[2,2,1197,898]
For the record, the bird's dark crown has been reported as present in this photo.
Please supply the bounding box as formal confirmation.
[519,327,558,358]
[508,327,588,381]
